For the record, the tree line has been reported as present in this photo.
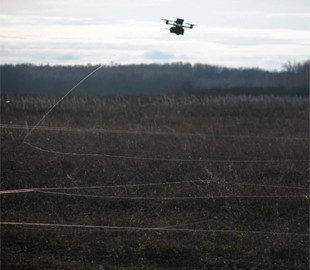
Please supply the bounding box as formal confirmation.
[1,61,309,95]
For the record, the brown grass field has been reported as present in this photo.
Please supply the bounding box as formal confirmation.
[1,94,309,269]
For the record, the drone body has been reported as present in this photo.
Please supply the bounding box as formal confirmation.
[161,18,195,35]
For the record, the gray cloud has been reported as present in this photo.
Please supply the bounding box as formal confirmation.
[1,0,310,70]
[53,54,80,61]
[144,50,174,60]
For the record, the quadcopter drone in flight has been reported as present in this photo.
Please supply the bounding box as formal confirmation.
[161,18,196,35]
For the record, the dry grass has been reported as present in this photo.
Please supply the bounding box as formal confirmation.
[1,94,309,269]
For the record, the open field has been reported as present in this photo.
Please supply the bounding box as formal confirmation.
[1,94,309,269]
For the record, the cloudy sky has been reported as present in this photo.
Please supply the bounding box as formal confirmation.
[1,0,309,70]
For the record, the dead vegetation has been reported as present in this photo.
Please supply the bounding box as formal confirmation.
[1,94,309,269]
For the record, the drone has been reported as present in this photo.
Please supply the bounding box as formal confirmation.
[161,18,196,35]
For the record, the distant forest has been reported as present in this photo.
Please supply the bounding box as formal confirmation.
[1,61,309,95]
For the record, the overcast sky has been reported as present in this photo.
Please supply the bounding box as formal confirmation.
[1,0,309,70]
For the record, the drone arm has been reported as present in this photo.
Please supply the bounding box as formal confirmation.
[183,24,195,29]
[166,22,176,26]
[161,18,174,25]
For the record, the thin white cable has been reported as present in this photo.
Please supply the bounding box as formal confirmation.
[24,141,309,163]
[1,221,308,236]
[38,179,307,191]
[35,190,308,200]
[1,179,308,194]
[0,188,36,194]
[2,124,308,141]
[24,65,104,140]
